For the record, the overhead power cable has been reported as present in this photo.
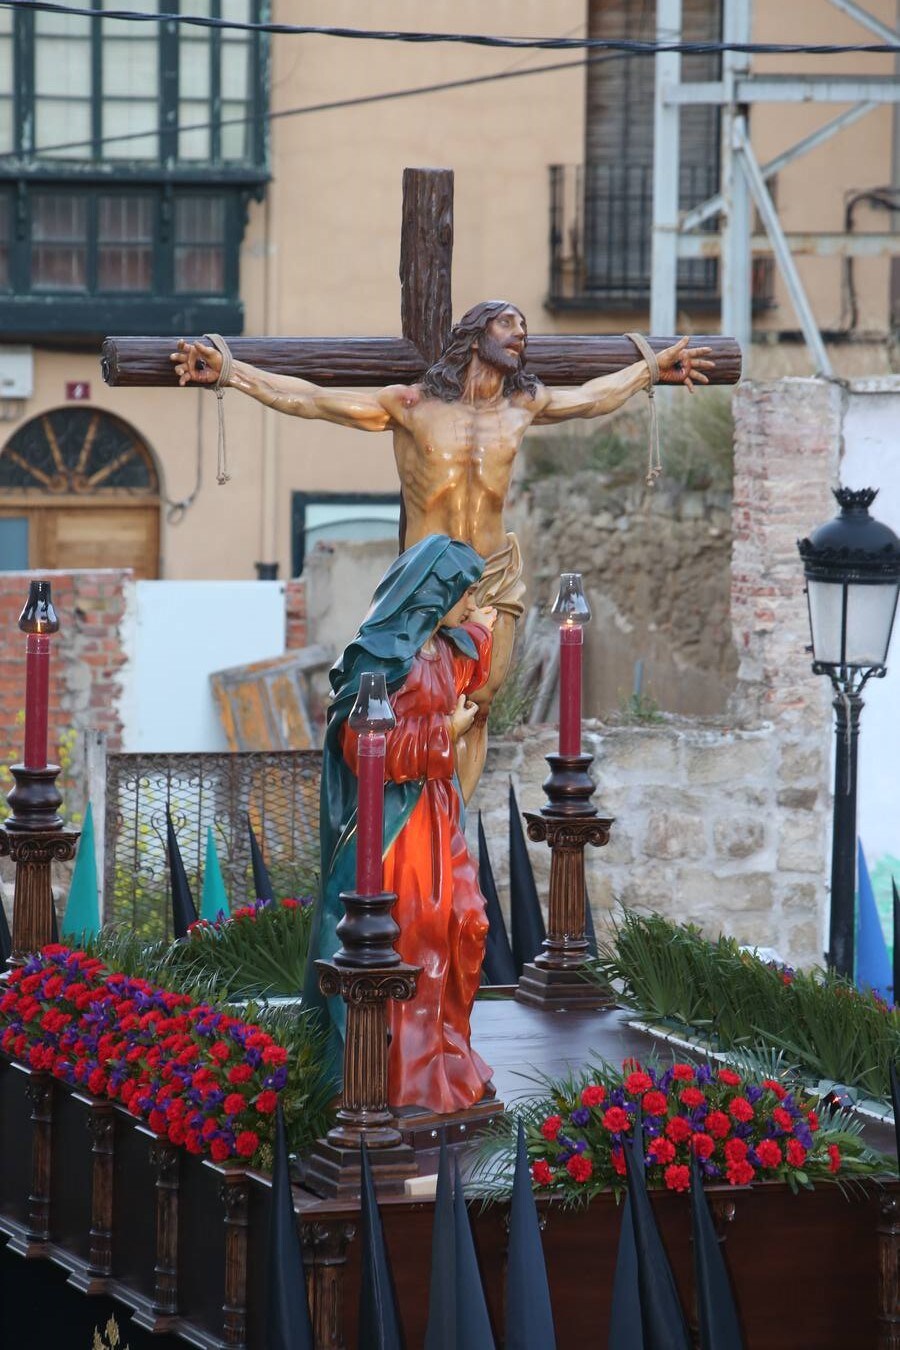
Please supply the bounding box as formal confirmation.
[3,1,900,56]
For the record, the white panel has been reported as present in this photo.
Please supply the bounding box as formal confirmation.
[123,581,286,753]
[840,386,900,885]
[0,347,34,399]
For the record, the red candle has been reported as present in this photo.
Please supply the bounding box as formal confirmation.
[356,730,387,895]
[559,624,584,756]
[24,633,51,770]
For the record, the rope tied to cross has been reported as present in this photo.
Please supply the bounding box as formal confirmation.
[203,332,234,485]
[625,331,662,487]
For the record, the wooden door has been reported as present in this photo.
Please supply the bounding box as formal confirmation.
[34,505,160,579]
[0,407,162,579]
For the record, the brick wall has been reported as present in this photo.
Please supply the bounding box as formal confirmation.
[0,570,131,814]
[284,577,307,650]
[731,378,843,722]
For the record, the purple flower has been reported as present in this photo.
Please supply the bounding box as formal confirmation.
[570,1107,590,1127]
[746,1084,764,1104]
[695,1064,714,1086]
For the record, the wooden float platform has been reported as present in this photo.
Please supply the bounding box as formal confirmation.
[0,997,896,1348]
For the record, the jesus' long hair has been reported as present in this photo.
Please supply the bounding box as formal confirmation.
[421,299,541,402]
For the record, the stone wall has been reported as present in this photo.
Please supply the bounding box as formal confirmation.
[468,718,827,969]
[470,377,846,969]
[510,472,737,717]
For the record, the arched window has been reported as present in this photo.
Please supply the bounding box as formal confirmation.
[0,407,161,577]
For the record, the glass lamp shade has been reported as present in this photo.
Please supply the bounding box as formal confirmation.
[806,577,900,668]
[550,572,592,626]
[347,671,396,733]
[18,580,59,635]
[798,487,900,673]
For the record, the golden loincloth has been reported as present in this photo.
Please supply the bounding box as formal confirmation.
[473,532,526,620]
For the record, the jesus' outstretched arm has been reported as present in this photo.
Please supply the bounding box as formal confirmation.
[531,335,714,424]
[170,338,398,432]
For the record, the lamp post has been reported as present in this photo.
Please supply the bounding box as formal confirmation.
[798,487,900,979]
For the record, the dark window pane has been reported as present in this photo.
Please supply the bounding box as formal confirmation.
[174,197,226,293]
[98,196,154,291]
[32,195,88,291]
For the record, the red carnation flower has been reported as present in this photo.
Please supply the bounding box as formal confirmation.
[773,1106,794,1133]
[256,1090,278,1114]
[227,1064,253,1085]
[671,1063,695,1081]
[602,1107,630,1134]
[209,1041,230,1063]
[623,1070,653,1096]
[642,1090,668,1117]
[235,1130,260,1158]
[185,1131,204,1155]
[808,1110,820,1133]
[648,1137,676,1165]
[728,1096,753,1123]
[680,1087,706,1109]
[763,1078,787,1100]
[202,1118,218,1138]
[717,1068,742,1087]
[168,1121,187,1147]
[87,1069,107,1096]
[664,1163,690,1192]
[210,1138,231,1163]
[611,1146,626,1176]
[827,1144,841,1174]
[262,1045,288,1066]
[148,1109,167,1134]
[726,1160,755,1187]
[724,1137,748,1163]
[712,1107,734,1139]
[691,1133,715,1160]
[224,1093,246,1116]
[755,1139,782,1169]
[665,1116,692,1144]
[786,1139,807,1168]
[581,1085,606,1108]
[531,1160,554,1187]
[566,1155,593,1183]
[541,1114,563,1141]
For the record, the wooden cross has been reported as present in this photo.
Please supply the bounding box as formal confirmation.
[100,167,741,390]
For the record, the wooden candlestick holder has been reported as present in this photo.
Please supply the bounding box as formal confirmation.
[1,761,79,965]
[516,752,616,1010]
[303,889,420,1200]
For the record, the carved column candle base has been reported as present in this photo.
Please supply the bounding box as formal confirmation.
[516,751,616,1010]
[1,761,79,964]
[303,960,420,1201]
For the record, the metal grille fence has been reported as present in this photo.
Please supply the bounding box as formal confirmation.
[103,750,322,940]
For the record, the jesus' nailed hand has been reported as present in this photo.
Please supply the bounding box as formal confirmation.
[170,301,713,799]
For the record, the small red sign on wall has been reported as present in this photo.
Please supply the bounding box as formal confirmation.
[66,382,90,401]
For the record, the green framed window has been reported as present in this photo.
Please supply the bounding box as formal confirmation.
[0,1,269,337]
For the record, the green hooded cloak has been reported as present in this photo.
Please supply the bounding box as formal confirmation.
[303,534,485,1084]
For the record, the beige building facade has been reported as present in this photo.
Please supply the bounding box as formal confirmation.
[0,0,896,583]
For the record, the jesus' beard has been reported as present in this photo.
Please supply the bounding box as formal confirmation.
[476,332,523,377]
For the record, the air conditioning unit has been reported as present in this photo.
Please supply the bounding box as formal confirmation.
[0,347,34,400]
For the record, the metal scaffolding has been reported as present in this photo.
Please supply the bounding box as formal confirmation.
[651,0,900,377]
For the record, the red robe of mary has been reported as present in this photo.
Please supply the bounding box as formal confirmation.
[341,621,494,1114]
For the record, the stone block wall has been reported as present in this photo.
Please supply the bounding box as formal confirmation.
[469,718,827,969]
[469,377,852,969]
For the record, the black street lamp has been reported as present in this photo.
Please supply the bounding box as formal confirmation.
[798,487,900,978]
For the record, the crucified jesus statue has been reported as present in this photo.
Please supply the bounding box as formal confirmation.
[171,300,713,800]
